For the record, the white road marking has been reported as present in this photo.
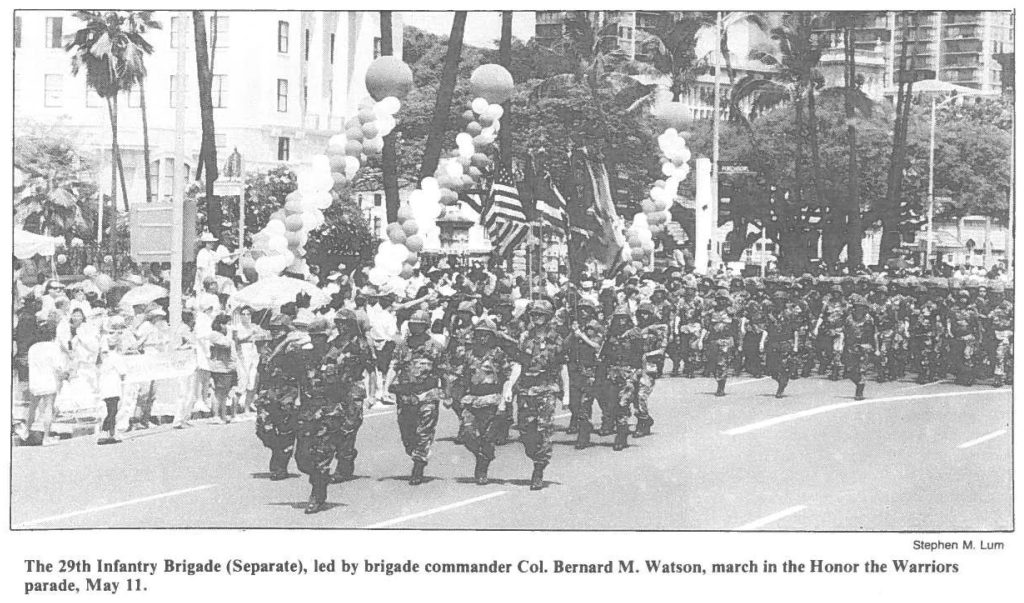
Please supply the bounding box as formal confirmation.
[735,505,807,530]
[365,410,395,418]
[364,491,508,528]
[957,429,1008,449]
[14,485,217,528]
[723,389,1011,436]
[900,380,944,391]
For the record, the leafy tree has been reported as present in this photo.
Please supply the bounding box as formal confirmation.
[14,134,97,244]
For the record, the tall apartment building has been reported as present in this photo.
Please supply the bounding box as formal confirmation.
[815,11,1013,94]
[14,11,401,206]
[535,10,673,61]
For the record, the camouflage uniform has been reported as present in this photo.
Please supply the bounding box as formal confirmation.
[390,332,447,463]
[704,293,735,384]
[601,309,646,450]
[566,320,605,440]
[740,296,768,378]
[843,298,876,386]
[636,311,665,436]
[909,291,943,384]
[765,294,802,395]
[450,329,512,465]
[514,311,567,469]
[989,294,1013,386]
[817,293,849,380]
[671,290,706,378]
[947,296,981,386]
[493,307,525,441]
[254,334,304,479]
[871,293,904,383]
[295,330,374,486]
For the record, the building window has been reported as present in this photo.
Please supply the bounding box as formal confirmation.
[330,33,335,64]
[127,87,141,108]
[277,137,290,161]
[169,15,191,48]
[14,16,22,48]
[278,20,289,53]
[44,74,62,107]
[212,74,227,107]
[373,36,381,58]
[304,28,310,61]
[373,216,382,235]
[45,17,63,48]
[169,75,187,107]
[209,15,228,48]
[373,193,382,207]
[277,79,288,112]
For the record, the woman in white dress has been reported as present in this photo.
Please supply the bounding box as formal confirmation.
[232,306,261,414]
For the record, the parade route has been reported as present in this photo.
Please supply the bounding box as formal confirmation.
[11,375,1012,531]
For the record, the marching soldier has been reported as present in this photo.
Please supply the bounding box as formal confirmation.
[443,300,478,443]
[814,285,848,381]
[600,305,646,450]
[449,318,512,485]
[870,284,905,383]
[634,302,664,438]
[909,284,942,384]
[491,294,523,444]
[739,286,768,378]
[385,310,447,486]
[947,290,982,386]
[323,310,375,484]
[843,295,878,401]
[502,299,568,490]
[254,314,302,482]
[670,279,705,378]
[648,286,673,378]
[765,290,801,398]
[988,284,1013,388]
[566,318,605,449]
[295,317,370,514]
[702,288,735,397]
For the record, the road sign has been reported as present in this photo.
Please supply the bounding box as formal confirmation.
[129,198,197,263]
[719,164,757,176]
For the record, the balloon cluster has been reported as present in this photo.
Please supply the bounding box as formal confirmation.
[368,177,443,289]
[326,95,402,188]
[624,103,694,267]
[250,157,335,279]
[436,64,514,204]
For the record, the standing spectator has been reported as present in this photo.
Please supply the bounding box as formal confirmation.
[232,306,261,414]
[207,314,238,424]
[131,307,170,430]
[24,321,67,446]
[194,232,233,292]
[96,317,129,445]
[14,296,40,396]
[36,279,67,323]
[366,289,398,407]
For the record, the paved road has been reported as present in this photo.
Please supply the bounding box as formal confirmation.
[11,374,1012,531]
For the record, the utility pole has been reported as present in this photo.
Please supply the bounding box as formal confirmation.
[712,10,722,262]
[170,12,188,328]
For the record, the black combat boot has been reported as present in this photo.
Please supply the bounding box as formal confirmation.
[475,457,490,486]
[634,417,653,438]
[409,460,427,486]
[854,382,865,401]
[775,376,788,399]
[530,464,545,491]
[715,379,727,397]
[331,459,354,483]
[597,421,615,437]
[305,479,328,514]
[830,364,842,381]
[566,415,579,435]
[574,422,591,450]
[612,425,629,451]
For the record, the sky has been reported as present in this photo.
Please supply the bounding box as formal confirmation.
[400,11,536,48]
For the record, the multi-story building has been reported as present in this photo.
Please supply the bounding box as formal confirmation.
[815,11,1014,94]
[14,10,401,207]
[535,11,673,61]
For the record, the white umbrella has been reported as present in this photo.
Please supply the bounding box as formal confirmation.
[118,284,169,308]
[228,276,330,311]
[14,229,62,259]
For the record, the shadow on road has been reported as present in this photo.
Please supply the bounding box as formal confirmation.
[267,501,347,511]
[250,472,300,480]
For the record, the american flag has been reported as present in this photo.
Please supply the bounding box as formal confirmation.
[481,165,529,258]
[458,189,487,215]
[534,172,569,235]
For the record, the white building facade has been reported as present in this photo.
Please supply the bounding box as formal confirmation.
[14,10,401,206]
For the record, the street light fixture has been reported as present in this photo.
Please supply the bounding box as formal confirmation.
[925,94,959,274]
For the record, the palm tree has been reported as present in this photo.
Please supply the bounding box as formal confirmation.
[419,11,467,181]
[66,10,136,256]
[379,11,400,223]
[841,15,864,268]
[498,11,514,173]
[193,11,222,236]
[122,12,161,204]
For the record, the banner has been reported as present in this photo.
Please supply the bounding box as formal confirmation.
[121,349,197,384]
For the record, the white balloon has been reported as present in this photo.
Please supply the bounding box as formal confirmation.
[329,134,347,147]
[376,115,396,137]
[633,213,648,227]
[490,119,500,133]
[311,154,331,174]
[661,162,677,178]
[456,132,473,147]
[487,103,504,120]
[650,187,667,203]
[471,97,489,115]
[480,126,495,138]
[281,250,296,267]
[378,96,401,115]
[266,219,287,235]
[444,161,464,179]
[344,156,360,178]
[420,177,440,192]
[409,189,427,207]
[267,235,289,253]
[459,145,474,160]
[368,267,388,286]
